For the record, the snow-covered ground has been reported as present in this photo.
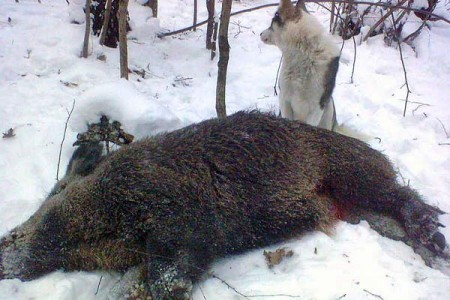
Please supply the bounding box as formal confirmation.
[0,0,449,299]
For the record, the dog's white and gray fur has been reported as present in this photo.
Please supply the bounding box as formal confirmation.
[261,0,340,130]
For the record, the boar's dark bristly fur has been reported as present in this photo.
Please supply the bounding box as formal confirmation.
[0,111,447,299]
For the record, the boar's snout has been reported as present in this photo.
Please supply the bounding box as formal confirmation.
[0,228,34,281]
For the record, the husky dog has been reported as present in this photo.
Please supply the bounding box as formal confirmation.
[261,0,340,130]
[0,112,447,299]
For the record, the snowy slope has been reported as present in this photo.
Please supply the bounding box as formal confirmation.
[0,0,449,299]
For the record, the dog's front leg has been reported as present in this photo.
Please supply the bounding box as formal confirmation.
[303,106,324,127]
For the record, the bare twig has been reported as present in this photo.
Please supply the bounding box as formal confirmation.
[322,2,357,84]
[351,34,357,83]
[362,0,408,42]
[56,100,76,181]
[396,167,410,186]
[412,103,430,115]
[199,284,208,300]
[436,118,450,139]
[314,0,450,24]
[274,55,283,96]
[396,99,429,106]
[389,11,411,117]
[211,274,251,299]
[212,274,302,298]
[231,20,250,38]
[403,19,429,44]
[159,1,450,38]
[94,275,103,295]
[363,289,384,299]
[404,0,437,44]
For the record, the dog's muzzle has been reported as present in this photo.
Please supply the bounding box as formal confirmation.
[260,28,274,45]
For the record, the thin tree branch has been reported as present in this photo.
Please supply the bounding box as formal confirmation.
[390,10,411,117]
[274,55,283,96]
[199,284,208,300]
[351,34,357,83]
[436,118,450,139]
[403,0,438,45]
[56,99,76,181]
[363,289,384,300]
[313,0,450,24]
[158,1,450,37]
[211,274,251,299]
[319,3,357,83]
[362,0,408,42]
[211,274,302,298]
[94,275,103,295]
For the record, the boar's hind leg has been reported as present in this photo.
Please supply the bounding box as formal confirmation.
[395,186,447,261]
[346,183,447,265]
[328,145,447,264]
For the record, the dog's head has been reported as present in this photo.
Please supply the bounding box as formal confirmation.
[260,0,307,46]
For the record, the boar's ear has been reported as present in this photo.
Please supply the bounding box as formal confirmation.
[65,142,103,177]
[295,0,308,13]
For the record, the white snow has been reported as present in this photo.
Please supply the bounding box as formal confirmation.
[0,0,449,299]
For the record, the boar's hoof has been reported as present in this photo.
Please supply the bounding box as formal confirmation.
[150,266,193,300]
[401,200,448,262]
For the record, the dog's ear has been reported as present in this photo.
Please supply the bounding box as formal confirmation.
[295,0,309,13]
[280,0,294,10]
[279,0,302,21]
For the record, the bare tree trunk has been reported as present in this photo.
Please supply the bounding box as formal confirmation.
[330,1,336,33]
[118,0,129,79]
[146,0,158,18]
[100,0,113,45]
[215,0,232,119]
[211,21,218,60]
[82,0,91,58]
[193,0,198,31]
[206,0,215,49]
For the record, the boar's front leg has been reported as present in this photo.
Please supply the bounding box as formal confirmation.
[146,248,207,300]
[148,259,192,299]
